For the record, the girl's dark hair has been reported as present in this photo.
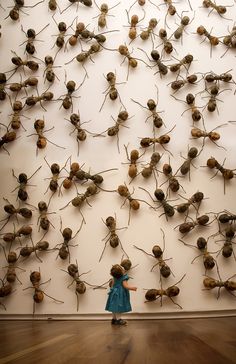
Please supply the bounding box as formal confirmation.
[110,264,123,279]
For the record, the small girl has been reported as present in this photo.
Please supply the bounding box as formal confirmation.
[105,264,137,325]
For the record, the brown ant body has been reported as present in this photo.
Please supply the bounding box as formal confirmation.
[62,161,80,190]
[124,145,144,179]
[65,112,92,155]
[176,192,204,216]
[134,228,173,279]
[12,166,42,201]
[48,0,58,11]
[25,91,54,111]
[9,100,27,131]
[99,72,125,112]
[203,274,236,299]
[118,44,141,80]
[177,215,210,235]
[145,275,186,309]
[196,26,220,56]
[140,125,175,154]
[141,152,161,183]
[66,42,101,78]
[169,54,193,73]
[20,239,49,262]
[222,26,236,56]
[0,73,7,101]
[23,271,63,314]
[8,52,39,79]
[172,93,203,123]
[215,228,235,259]
[20,24,49,55]
[191,124,226,153]
[1,247,25,285]
[139,18,158,47]
[158,28,174,55]
[0,124,16,155]
[37,201,55,232]
[117,184,144,225]
[6,0,44,21]
[59,79,81,113]
[206,157,235,194]
[60,184,98,222]
[0,279,12,310]
[125,10,145,41]
[179,237,216,271]
[178,146,199,180]
[94,110,129,153]
[44,56,60,84]
[44,156,69,202]
[94,1,121,28]
[27,119,64,153]
[62,262,93,311]
[54,218,84,261]
[9,77,38,96]
[0,198,32,231]
[173,14,192,41]
[160,160,182,195]
[99,215,128,261]
[202,0,230,18]
[131,86,165,131]
[170,74,198,92]
[61,0,92,14]
[1,225,32,250]
[139,49,168,77]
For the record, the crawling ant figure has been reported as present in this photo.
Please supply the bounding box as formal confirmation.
[19,238,50,262]
[141,152,161,184]
[75,167,118,188]
[60,184,99,223]
[176,215,210,236]
[59,74,86,112]
[214,227,235,259]
[65,42,101,78]
[11,166,42,201]
[25,90,54,111]
[44,56,60,84]
[94,110,129,153]
[44,156,70,203]
[61,160,80,191]
[67,21,85,47]
[20,24,49,55]
[159,158,183,196]
[23,271,63,315]
[9,100,28,131]
[99,71,125,112]
[62,261,94,311]
[204,70,236,94]
[141,187,175,220]
[0,279,12,310]
[0,123,16,155]
[54,218,84,261]
[7,51,39,80]
[1,246,25,285]
[140,125,176,154]
[172,13,193,42]
[27,118,65,154]
[218,211,236,225]
[172,93,203,124]
[196,26,220,57]
[48,0,59,11]
[150,0,177,29]
[202,0,232,19]
[117,184,149,225]
[93,1,121,29]
[0,73,7,101]
[158,28,174,55]
[139,48,168,77]
[125,8,145,42]
[206,157,235,194]
[179,237,217,272]
[144,274,186,309]
[131,86,165,132]
[6,0,44,21]
[0,198,32,231]
[178,146,199,180]
[0,225,32,250]
[169,54,193,74]
[123,144,144,180]
[37,201,55,232]
[61,0,92,14]
[222,26,236,56]
[176,192,204,217]
[99,215,128,262]
[139,18,158,48]
[190,124,227,153]
[52,17,73,57]
[65,112,93,155]
[117,44,144,80]
[170,74,198,92]
[134,228,174,279]
[203,273,236,299]
[8,76,38,97]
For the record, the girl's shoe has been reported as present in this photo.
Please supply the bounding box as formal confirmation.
[111,319,118,325]
[117,319,127,325]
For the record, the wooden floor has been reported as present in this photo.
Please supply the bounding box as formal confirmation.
[0,317,236,364]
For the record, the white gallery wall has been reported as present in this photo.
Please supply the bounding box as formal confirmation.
[0,0,236,317]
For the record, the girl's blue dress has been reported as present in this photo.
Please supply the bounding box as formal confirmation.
[105,274,132,313]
